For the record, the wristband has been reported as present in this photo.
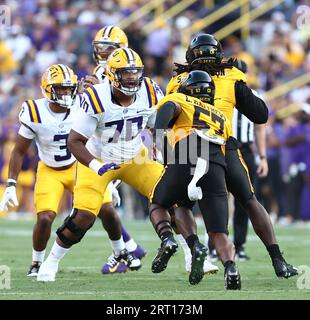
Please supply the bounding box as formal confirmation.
[89,159,103,174]
[260,155,266,160]
[7,179,17,187]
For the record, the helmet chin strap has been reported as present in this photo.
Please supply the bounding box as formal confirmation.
[114,85,137,96]
[97,60,108,68]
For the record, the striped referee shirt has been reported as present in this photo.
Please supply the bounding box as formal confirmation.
[232,108,254,144]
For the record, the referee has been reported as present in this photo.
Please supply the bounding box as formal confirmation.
[231,59,269,260]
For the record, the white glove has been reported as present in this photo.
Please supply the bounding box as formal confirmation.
[0,184,19,211]
[187,157,208,201]
[188,182,203,201]
[107,181,121,207]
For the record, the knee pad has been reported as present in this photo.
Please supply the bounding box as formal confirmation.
[56,209,91,246]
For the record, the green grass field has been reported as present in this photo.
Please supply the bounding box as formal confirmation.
[0,218,309,300]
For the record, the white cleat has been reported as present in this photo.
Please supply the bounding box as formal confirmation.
[185,255,219,274]
[203,259,219,274]
[37,259,59,282]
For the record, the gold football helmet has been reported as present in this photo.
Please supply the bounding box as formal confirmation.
[93,25,128,68]
[106,48,144,96]
[41,64,78,108]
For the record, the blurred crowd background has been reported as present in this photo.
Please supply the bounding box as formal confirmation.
[0,0,309,225]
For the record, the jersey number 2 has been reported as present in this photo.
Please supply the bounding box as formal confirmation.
[53,134,71,162]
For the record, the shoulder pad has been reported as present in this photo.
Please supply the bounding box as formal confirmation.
[83,86,105,114]
[143,77,163,107]
[20,100,42,123]
[226,67,247,82]
[166,72,188,95]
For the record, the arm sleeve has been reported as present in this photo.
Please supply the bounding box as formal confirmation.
[154,101,178,130]
[235,81,269,124]
[146,109,157,129]
[71,108,98,139]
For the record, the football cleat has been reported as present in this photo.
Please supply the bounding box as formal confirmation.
[27,262,41,277]
[203,260,219,274]
[272,257,298,279]
[101,255,128,274]
[185,253,219,274]
[207,249,219,262]
[130,244,147,260]
[152,236,178,273]
[224,262,241,290]
[37,259,59,282]
[189,241,208,285]
[235,248,250,261]
[115,249,142,271]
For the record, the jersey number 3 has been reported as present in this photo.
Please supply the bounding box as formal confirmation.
[53,134,71,162]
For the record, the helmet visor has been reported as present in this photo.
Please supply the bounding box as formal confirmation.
[94,42,120,64]
[115,67,144,95]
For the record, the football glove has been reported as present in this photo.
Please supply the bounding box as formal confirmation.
[107,181,121,207]
[0,185,19,211]
[98,163,120,176]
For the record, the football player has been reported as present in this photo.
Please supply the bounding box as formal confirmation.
[80,26,147,274]
[166,33,298,279]
[150,70,241,289]
[37,48,164,282]
[0,65,79,276]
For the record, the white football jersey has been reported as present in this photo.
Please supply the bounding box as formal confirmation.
[93,65,106,83]
[76,77,164,164]
[18,97,80,168]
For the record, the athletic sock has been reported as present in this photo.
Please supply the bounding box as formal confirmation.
[160,231,173,242]
[110,237,126,256]
[46,241,70,263]
[32,249,45,264]
[224,260,234,269]
[125,238,137,252]
[267,244,282,259]
[121,224,131,242]
[186,234,199,252]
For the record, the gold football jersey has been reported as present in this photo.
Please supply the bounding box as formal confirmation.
[166,67,246,136]
[156,92,230,147]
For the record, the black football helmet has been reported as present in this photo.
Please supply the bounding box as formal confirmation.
[186,34,224,65]
[178,70,215,104]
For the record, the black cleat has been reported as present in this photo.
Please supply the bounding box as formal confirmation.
[115,249,142,271]
[235,249,250,261]
[152,236,178,273]
[272,257,298,279]
[224,262,241,290]
[189,241,208,285]
[27,262,41,277]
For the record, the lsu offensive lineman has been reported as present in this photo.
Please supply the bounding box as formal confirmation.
[37,48,164,282]
[0,65,79,276]
[80,26,147,274]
